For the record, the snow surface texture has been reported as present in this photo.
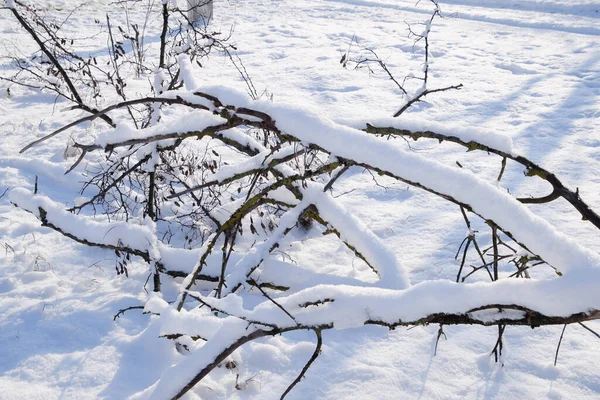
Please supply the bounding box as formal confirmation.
[1,1,600,400]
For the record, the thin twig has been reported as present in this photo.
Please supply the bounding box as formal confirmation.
[554,324,567,366]
[578,322,600,339]
[434,324,447,356]
[280,329,323,400]
[113,305,145,321]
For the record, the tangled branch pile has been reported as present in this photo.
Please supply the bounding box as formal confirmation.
[3,1,600,399]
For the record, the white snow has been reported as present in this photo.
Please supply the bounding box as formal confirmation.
[303,183,410,289]
[1,1,600,399]
[177,54,199,91]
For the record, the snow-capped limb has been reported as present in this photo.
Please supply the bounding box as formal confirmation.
[6,188,229,287]
[37,83,600,278]
[198,278,600,330]
[18,88,268,156]
[8,188,156,260]
[37,87,279,157]
[72,105,278,158]
[15,80,600,282]
[165,85,600,278]
[334,115,514,153]
[135,320,302,400]
[363,123,600,230]
[302,183,410,289]
[19,96,210,154]
[176,54,199,90]
[223,200,312,294]
[145,273,600,400]
[94,110,225,149]
[8,188,235,284]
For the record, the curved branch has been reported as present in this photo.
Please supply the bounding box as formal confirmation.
[280,329,322,400]
[20,96,209,153]
[518,190,560,204]
[365,124,600,231]
[35,207,150,262]
[168,304,599,399]
[74,113,274,153]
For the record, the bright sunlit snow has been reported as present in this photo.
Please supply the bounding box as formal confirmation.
[1,0,600,399]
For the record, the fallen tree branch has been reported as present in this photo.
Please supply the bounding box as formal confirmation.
[364,124,600,231]
[166,305,600,399]
[20,96,209,153]
[35,207,150,262]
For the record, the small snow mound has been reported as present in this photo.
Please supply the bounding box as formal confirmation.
[494,63,539,75]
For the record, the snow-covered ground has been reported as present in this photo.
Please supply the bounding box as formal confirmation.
[1,0,600,399]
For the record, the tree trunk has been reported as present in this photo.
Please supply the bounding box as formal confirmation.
[187,0,213,24]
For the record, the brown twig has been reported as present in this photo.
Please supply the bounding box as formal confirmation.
[280,329,323,400]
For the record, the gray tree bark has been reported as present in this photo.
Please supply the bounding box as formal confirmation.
[187,0,213,23]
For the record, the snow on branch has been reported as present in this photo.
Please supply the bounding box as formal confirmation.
[361,116,513,153]
[141,277,600,399]
[14,82,600,306]
[7,0,600,397]
[304,183,410,289]
[9,188,157,260]
[362,123,600,230]
[11,84,600,399]
[198,279,600,331]
[134,84,600,278]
